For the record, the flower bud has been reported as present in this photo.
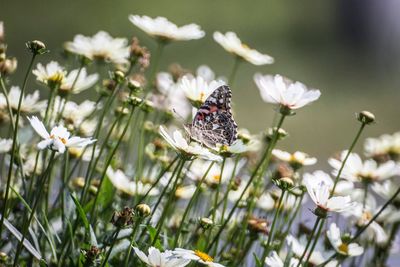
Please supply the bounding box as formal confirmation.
[115,106,130,116]
[26,40,48,55]
[0,251,8,263]
[112,70,125,84]
[199,217,214,229]
[356,111,375,125]
[128,96,143,107]
[135,203,151,217]
[274,177,295,190]
[141,100,155,113]
[265,127,288,142]
[83,245,100,263]
[314,206,328,219]
[0,57,17,75]
[128,74,145,93]
[111,207,134,227]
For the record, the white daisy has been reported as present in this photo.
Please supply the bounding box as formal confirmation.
[215,139,260,155]
[254,74,321,110]
[175,184,197,199]
[28,116,95,153]
[273,149,317,167]
[364,132,400,159]
[133,247,190,267]
[129,15,205,41]
[302,170,354,196]
[159,126,222,162]
[213,31,274,65]
[173,248,225,267]
[32,61,66,87]
[0,86,47,114]
[0,138,12,153]
[265,251,299,267]
[327,223,364,257]
[64,31,130,65]
[60,67,99,94]
[106,167,159,196]
[329,151,400,183]
[179,75,225,106]
[372,180,400,202]
[304,178,355,213]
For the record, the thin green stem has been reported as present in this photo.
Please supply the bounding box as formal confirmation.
[331,123,366,196]
[174,161,215,247]
[0,53,37,236]
[147,41,166,90]
[228,57,241,87]
[296,217,321,267]
[261,190,287,262]
[13,151,56,266]
[124,217,143,267]
[304,218,325,265]
[100,227,121,267]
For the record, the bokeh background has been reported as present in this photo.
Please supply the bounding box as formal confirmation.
[2,0,400,168]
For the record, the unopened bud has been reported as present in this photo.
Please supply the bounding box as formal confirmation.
[112,70,125,84]
[141,100,155,113]
[0,251,8,262]
[356,111,375,125]
[111,207,134,227]
[199,217,213,229]
[274,177,294,190]
[26,40,48,55]
[135,203,151,217]
[0,57,17,75]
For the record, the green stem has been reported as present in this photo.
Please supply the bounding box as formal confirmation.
[174,161,215,247]
[261,189,287,262]
[124,217,143,267]
[147,41,166,90]
[13,151,56,266]
[207,113,286,251]
[331,123,366,196]
[0,53,37,236]
[304,218,325,265]
[228,57,241,87]
[296,217,322,267]
[100,227,121,267]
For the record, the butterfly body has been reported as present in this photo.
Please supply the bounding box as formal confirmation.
[185,85,237,148]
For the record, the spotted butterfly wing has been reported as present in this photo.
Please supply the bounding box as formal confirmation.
[185,85,237,148]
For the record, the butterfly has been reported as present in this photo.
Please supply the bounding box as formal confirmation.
[184,85,238,148]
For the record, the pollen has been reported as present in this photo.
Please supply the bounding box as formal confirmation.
[194,250,213,262]
[338,243,349,254]
[212,174,221,182]
[200,91,205,102]
[60,138,67,144]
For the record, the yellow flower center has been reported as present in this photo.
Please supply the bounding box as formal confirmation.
[338,243,349,254]
[212,174,221,182]
[50,134,67,144]
[48,72,64,83]
[241,43,250,50]
[194,250,213,262]
[362,211,372,221]
[200,91,205,102]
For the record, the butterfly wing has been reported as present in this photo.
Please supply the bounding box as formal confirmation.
[189,85,237,147]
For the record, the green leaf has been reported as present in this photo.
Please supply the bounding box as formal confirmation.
[89,225,98,246]
[253,252,263,267]
[70,192,90,231]
[146,225,163,250]
[98,176,114,210]
[2,215,42,260]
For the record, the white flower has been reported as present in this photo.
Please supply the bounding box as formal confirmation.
[254,74,321,110]
[32,61,66,86]
[62,99,97,126]
[302,170,354,196]
[304,178,355,213]
[196,65,217,82]
[64,31,130,65]
[213,31,274,65]
[159,126,221,162]
[154,72,191,119]
[0,138,12,153]
[133,247,190,267]
[28,116,95,153]
[256,192,275,211]
[129,15,205,41]
[0,86,47,114]
[173,248,225,267]
[175,184,197,199]
[327,223,364,257]
[68,147,99,161]
[60,68,98,94]
[106,167,159,196]
[364,132,400,158]
[273,149,317,166]
[329,151,400,182]
[372,180,400,202]
[179,75,225,106]
[215,139,260,155]
[265,251,299,267]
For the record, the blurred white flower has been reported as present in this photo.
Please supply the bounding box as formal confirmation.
[327,223,364,257]
[60,68,99,94]
[302,170,354,196]
[372,180,400,202]
[254,74,321,110]
[64,31,130,65]
[213,31,274,65]
[196,65,217,82]
[173,248,225,267]
[256,192,275,211]
[215,139,260,155]
[175,184,197,199]
[106,167,159,196]
[329,151,400,183]
[68,146,99,161]
[0,86,47,114]
[32,61,66,86]
[265,251,298,267]
[304,178,355,213]
[0,138,12,153]
[129,15,205,41]
[154,72,191,118]
[273,149,317,167]
[159,126,221,162]
[28,116,95,153]
[179,75,225,106]
[133,246,190,267]
[364,132,400,159]
[62,99,97,127]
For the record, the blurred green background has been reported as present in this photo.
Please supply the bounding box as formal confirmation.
[2,0,400,165]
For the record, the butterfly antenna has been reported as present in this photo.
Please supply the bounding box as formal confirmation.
[172,108,187,123]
